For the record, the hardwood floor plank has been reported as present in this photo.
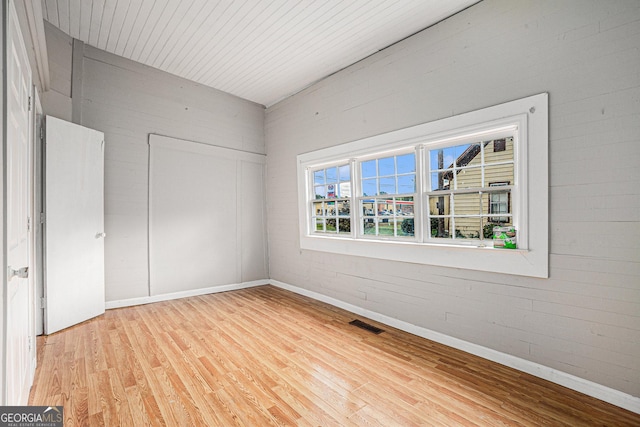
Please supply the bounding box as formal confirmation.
[29,285,640,426]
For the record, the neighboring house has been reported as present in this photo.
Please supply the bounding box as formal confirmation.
[429,138,514,239]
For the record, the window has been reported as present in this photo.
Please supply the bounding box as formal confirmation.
[489,182,510,223]
[311,164,351,234]
[493,138,506,152]
[428,138,514,241]
[360,152,416,238]
[297,94,548,277]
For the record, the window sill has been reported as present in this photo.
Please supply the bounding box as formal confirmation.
[300,234,547,278]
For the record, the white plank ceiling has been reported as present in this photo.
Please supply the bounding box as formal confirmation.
[42,0,477,107]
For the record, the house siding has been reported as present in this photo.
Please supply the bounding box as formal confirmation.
[265,0,640,398]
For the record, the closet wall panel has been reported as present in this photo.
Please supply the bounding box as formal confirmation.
[149,135,266,296]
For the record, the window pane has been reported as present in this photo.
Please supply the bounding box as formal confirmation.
[362,179,377,196]
[429,194,450,216]
[326,219,337,231]
[339,182,351,197]
[378,157,395,176]
[397,153,415,174]
[430,216,451,238]
[326,184,337,198]
[362,201,375,216]
[455,165,482,189]
[453,193,482,215]
[315,218,324,231]
[397,197,414,215]
[485,164,513,187]
[482,216,507,239]
[363,218,376,235]
[325,201,336,216]
[379,177,395,194]
[326,167,337,183]
[430,146,456,171]
[377,199,392,215]
[338,200,350,216]
[398,174,415,194]
[430,171,451,191]
[338,218,350,234]
[313,201,324,216]
[339,165,350,181]
[487,137,514,163]
[455,143,479,168]
[314,185,326,199]
[378,217,394,235]
[398,217,415,237]
[361,160,376,178]
[454,216,481,239]
[313,170,325,184]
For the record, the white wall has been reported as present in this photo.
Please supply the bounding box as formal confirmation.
[42,26,267,303]
[82,46,266,302]
[265,0,640,400]
[41,22,71,121]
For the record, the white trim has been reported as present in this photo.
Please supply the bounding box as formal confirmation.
[149,134,266,164]
[297,93,548,278]
[270,280,640,415]
[105,279,269,310]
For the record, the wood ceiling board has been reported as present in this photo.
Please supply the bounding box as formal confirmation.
[42,0,478,106]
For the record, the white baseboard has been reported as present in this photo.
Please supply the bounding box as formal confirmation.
[105,279,269,309]
[269,280,640,415]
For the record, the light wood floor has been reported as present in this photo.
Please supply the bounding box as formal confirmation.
[29,285,639,426]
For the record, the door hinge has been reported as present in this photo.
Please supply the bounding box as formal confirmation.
[40,212,45,224]
[27,216,31,232]
[40,297,46,309]
[28,96,32,112]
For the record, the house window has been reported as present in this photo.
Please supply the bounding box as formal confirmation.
[297,93,548,277]
[489,182,510,223]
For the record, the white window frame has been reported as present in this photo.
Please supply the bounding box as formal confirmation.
[296,93,548,277]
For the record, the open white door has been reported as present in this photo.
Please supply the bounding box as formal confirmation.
[44,116,105,335]
[5,0,35,405]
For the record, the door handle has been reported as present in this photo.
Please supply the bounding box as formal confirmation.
[8,266,29,279]
[95,232,106,239]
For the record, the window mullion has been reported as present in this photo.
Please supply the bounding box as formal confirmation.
[481,141,486,187]
[307,167,314,235]
[350,158,357,239]
[416,145,424,242]
[450,193,455,239]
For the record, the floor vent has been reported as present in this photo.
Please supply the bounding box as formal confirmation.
[349,319,384,334]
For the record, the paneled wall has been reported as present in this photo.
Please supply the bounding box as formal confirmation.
[41,22,71,121]
[265,0,640,399]
[83,46,266,302]
[43,25,267,302]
